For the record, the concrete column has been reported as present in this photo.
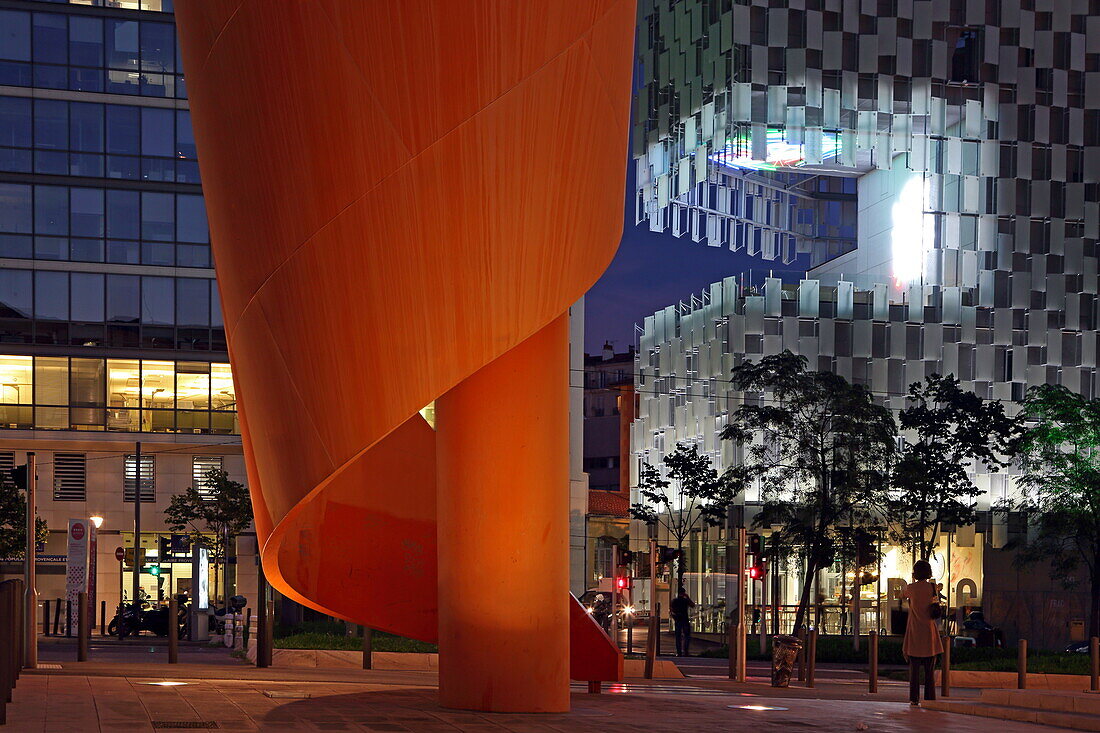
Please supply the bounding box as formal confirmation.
[436,314,570,713]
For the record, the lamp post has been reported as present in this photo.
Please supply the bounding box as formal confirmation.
[24,452,37,669]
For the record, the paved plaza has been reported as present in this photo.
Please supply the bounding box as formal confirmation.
[5,661,1059,732]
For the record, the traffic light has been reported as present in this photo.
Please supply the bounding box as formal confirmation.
[145,564,161,576]
[656,545,682,564]
[854,530,877,568]
[747,562,767,580]
[9,464,28,491]
[618,549,635,565]
[158,535,172,559]
[615,575,633,590]
[747,533,764,557]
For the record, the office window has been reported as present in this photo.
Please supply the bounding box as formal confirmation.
[70,273,104,322]
[68,16,103,68]
[35,184,68,234]
[71,188,104,237]
[192,455,222,498]
[0,269,32,318]
[53,452,85,500]
[69,357,105,429]
[0,11,31,63]
[175,195,208,243]
[0,355,238,434]
[0,451,13,476]
[123,453,154,502]
[34,356,68,429]
[140,191,173,241]
[106,274,139,323]
[140,276,174,326]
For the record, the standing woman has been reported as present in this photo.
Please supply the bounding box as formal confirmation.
[902,560,944,706]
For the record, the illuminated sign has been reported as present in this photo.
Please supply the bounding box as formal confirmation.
[196,546,209,610]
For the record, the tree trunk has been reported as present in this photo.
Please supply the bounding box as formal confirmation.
[1090,562,1100,641]
[676,540,685,595]
[792,557,816,634]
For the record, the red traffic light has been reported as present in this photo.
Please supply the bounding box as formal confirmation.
[747,564,767,580]
[615,576,631,589]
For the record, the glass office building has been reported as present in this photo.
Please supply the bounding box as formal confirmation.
[0,0,248,615]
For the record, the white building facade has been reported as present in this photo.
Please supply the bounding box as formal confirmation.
[630,0,1099,647]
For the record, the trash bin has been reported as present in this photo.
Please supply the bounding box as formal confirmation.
[771,634,803,687]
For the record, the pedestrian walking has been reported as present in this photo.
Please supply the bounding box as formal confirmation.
[902,560,944,706]
[670,586,695,657]
[592,594,611,633]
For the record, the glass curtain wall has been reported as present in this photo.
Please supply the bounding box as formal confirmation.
[0,354,236,433]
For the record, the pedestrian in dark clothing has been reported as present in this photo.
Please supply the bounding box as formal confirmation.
[592,594,611,633]
[669,587,695,657]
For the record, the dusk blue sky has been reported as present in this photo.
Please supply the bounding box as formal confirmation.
[583,162,807,354]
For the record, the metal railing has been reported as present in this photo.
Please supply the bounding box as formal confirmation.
[0,579,27,726]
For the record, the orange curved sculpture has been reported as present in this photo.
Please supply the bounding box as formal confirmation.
[175,0,635,712]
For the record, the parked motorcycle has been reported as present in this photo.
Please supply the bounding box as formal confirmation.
[108,595,189,638]
[210,595,247,635]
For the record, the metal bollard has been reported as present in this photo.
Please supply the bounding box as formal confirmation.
[806,628,818,688]
[868,630,878,693]
[65,599,72,637]
[77,592,89,662]
[941,636,951,697]
[256,600,268,668]
[100,600,106,636]
[43,600,50,636]
[644,612,657,679]
[655,603,662,657]
[728,614,739,680]
[264,600,275,665]
[1091,636,1098,693]
[168,597,179,664]
[12,579,24,679]
[243,608,252,648]
[362,626,373,670]
[1018,638,1027,689]
[1,582,13,722]
[796,628,806,681]
[52,598,61,636]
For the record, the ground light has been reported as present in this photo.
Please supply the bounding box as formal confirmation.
[729,705,789,711]
[144,681,188,686]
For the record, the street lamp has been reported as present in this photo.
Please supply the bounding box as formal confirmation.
[89,516,104,529]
